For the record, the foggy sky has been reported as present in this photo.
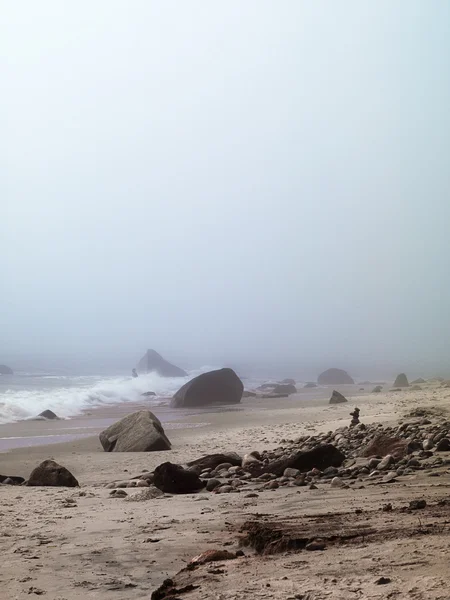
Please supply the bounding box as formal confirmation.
[2,2,450,376]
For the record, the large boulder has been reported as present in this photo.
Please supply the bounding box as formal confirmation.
[317,368,354,385]
[136,349,187,377]
[27,460,79,487]
[171,368,243,408]
[153,462,204,494]
[99,410,171,452]
[0,365,13,375]
[393,373,409,387]
[329,390,348,404]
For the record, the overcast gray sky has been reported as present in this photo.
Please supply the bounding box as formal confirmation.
[2,1,450,374]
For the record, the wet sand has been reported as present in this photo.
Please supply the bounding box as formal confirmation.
[1,382,449,599]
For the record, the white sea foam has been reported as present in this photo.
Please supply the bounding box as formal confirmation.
[0,366,219,424]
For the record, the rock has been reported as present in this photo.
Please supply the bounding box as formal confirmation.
[270,384,297,395]
[409,499,426,510]
[242,390,257,397]
[190,549,237,565]
[411,378,426,384]
[377,455,394,470]
[141,391,156,397]
[110,489,128,498]
[411,385,422,391]
[283,468,301,478]
[393,373,409,387]
[318,368,354,385]
[37,410,59,420]
[362,434,408,460]
[372,386,383,393]
[0,365,13,375]
[206,479,221,491]
[330,476,345,488]
[329,390,348,404]
[261,393,289,399]
[0,475,25,485]
[306,540,326,551]
[186,452,242,473]
[242,452,263,468]
[153,462,204,494]
[99,411,171,452]
[375,577,391,585]
[171,368,243,408]
[136,349,187,377]
[260,444,345,476]
[304,382,317,388]
[27,460,79,487]
[436,438,450,451]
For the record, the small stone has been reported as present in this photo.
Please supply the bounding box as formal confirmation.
[377,455,394,471]
[244,493,259,498]
[137,480,149,487]
[409,499,426,510]
[217,485,233,494]
[305,540,326,551]
[382,503,392,512]
[206,478,221,492]
[375,577,391,585]
[283,468,301,478]
[330,476,345,488]
[110,489,127,498]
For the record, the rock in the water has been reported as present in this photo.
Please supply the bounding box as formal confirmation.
[171,368,243,408]
[141,391,156,397]
[260,444,345,476]
[393,373,409,387]
[99,410,171,452]
[153,462,204,494]
[186,452,242,473]
[27,460,79,487]
[271,383,297,395]
[318,369,354,385]
[136,349,187,377]
[329,390,348,404]
[362,434,408,460]
[0,474,25,485]
[37,410,59,420]
[436,438,450,452]
[0,365,13,375]
[304,382,317,388]
[372,385,383,393]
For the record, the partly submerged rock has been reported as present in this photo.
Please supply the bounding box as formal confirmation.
[136,349,187,377]
[171,368,243,408]
[280,378,296,385]
[27,460,79,487]
[0,365,13,375]
[393,373,409,387]
[141,391,156,397]
[37,410,60,420]
[153,462,204,494]
[329,390,348,404]
[99,410,171,452]
[318,368,354,385]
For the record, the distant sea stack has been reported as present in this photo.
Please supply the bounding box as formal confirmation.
[0,365,13,375]
[393,373,409,387]
[317,368,354,385]
[171,368,243,408]
[136,349,187,377]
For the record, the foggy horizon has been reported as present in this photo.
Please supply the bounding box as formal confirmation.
[3,2,450,377]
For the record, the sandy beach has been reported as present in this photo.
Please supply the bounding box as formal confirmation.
[1,383,449,600]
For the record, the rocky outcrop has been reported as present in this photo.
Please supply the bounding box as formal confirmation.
[329,390,348,404]
[171,368,243,408]
[136,349,187,377]
[393,373,409,387]
[317,368,354,385]
[0,365,13,375]
[99,410,171,452]
[153,462,204,494]
[27,460,79,487]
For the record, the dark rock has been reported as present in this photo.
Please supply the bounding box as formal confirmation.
[171,368,243,408]
[375,577,391,585]
[329,390,348,404]
[206,478,221,491]
[393,373,409,387]
[409,499,426,510]
[435,438,450,452]
[141,391,156,397]
[372,386,383,393]
[153,462,204,494]
[136,349,187,377]
[304,382,317,388]
[99,410,171,452]
[318,368,354,385]
[0,474,25,485]
[186,452,242,473]
[306,540,326,551]
[362,434,408,460]
[27,460,79,487]
[271,384,297,395]
[37,410,59,420]
[0,365,13,375]
[260,444,345,476]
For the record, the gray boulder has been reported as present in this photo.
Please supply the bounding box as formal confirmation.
[171,368,243,408]
[329,390,348,404]
[37,410,59,420]
[271,383,297,395]
[393,373,409,387]
[27,460,79,487]
[0,365,13,375]
[136,349,187,377]
[318,368,354,385]
[99,410,171,452]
